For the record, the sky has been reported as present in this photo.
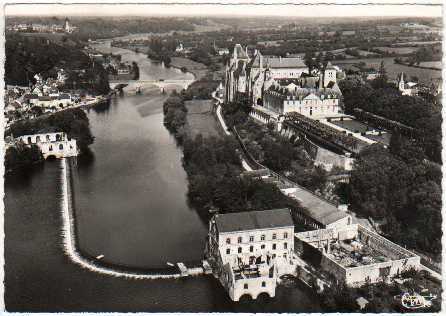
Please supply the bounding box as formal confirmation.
[4,1,443,18]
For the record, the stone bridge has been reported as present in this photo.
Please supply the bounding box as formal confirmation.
[110,79,194,94]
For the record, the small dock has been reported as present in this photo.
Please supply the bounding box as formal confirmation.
[175,260,213,277]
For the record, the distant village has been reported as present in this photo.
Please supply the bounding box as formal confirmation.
[7,17,78,34]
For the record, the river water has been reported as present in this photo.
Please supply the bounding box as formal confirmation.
[4,41,322,312]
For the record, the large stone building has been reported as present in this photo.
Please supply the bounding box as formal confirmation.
[224,44,250,103]
[17,132,78,159]
[263,79,341,118]
[224,44,342,120]
[206,209,295,301]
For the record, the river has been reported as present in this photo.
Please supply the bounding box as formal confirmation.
[4,41,322,312]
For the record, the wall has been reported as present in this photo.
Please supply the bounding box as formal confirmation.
[232,275,276,301]
[283,97,340,118]
[344,256,421,286]
[18,133,78,159]
[219,227,294,266]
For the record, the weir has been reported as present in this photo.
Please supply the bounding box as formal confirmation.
[60,157,206,280]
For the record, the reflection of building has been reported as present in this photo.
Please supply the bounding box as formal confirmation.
[17,132,78,159]
[295,224,420,286]
[206,209,295,301]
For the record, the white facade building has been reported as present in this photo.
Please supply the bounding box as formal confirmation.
[206,209,295,301]
[17,132,78,159]
[263,81,341,118]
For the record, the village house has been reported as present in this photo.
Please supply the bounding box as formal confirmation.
[206,209,296,301]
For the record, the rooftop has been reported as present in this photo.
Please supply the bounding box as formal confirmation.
[215,209,294,233]
[251,55,307,69]
[289,186,348,226]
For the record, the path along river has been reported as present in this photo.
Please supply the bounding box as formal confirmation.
[4,41,322,312]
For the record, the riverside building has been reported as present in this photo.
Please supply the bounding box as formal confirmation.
[17,132,78,159]
[206,209,296,301]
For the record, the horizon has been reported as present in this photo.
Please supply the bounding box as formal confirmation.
[5,3,442,18]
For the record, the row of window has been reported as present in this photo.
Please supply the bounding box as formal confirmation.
[226,232,288,245]
[226,242,288,255]
[26,134,62,144]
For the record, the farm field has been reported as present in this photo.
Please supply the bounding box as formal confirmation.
[375,46,418,54]
[334,57,441,84]
[419,61,442,69]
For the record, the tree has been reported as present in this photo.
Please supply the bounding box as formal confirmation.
[304,50,316,73]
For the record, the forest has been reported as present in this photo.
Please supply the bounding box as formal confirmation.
[6,33,110,95]
[339,77,441,163]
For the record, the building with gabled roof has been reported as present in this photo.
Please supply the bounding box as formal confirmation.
[206,209,296,301]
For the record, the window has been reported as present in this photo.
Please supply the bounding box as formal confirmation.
[27,137,32,144]
[59,144,64,150]
[272,243,276,250]
[244,284,248,289]
[284,232,288,239]
[261,244,265,249]
[249,246,253,252]
[272,233,276,240]
[238,247,242,254]
[226,248,230,255]
[49,145,53,151]
[262,281,266,287]
[46,135,50,141]
[284,242,288,249]
[249,236,254,242]
[261,234,265,241]
[238,236,242,243]
[226,238,231,245]
[36,136,41,143]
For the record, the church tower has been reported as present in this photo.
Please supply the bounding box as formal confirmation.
[64,18,71,33]
[398,72,406,91]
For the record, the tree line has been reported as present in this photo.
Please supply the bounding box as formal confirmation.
[163,93,304,216]
[339,77,441,163]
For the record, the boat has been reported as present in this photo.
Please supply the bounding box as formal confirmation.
[166,262,175,267]
[96,254,104,260]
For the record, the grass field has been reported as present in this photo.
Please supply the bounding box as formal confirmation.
[331,119,371,133]
[185,99,221,138]
[170,57,208,81]
[375,46,418,54]
[334,57,441,84]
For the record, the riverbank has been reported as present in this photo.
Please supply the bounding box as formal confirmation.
[170,57,208,81]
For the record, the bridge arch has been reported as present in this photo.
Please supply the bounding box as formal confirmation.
[238,293,254,302]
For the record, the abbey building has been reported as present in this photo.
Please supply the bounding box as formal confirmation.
[225,44,342,119]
